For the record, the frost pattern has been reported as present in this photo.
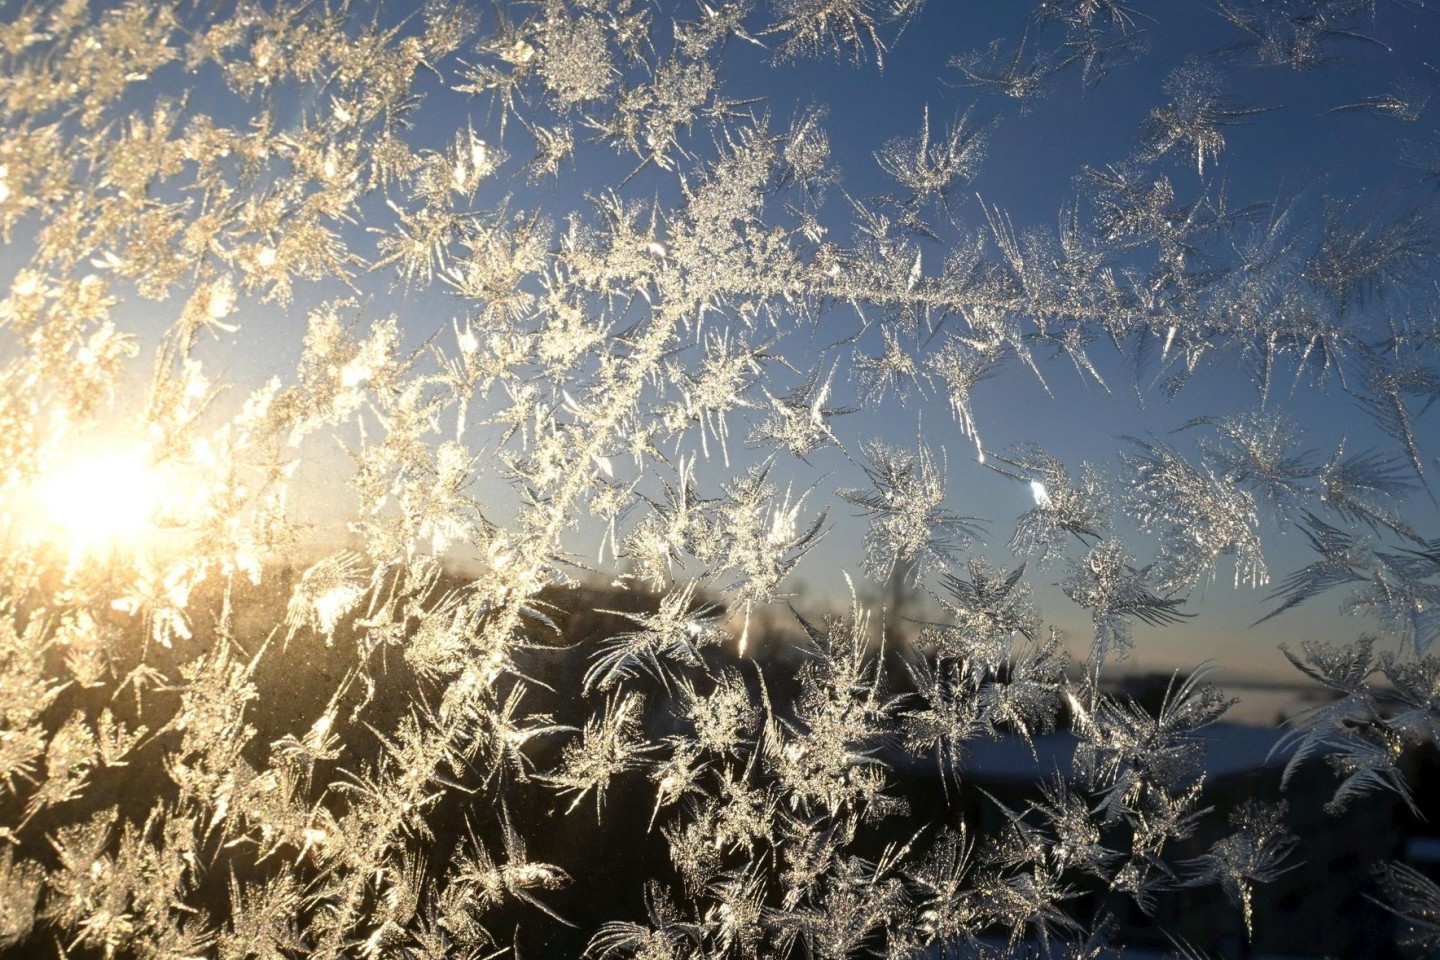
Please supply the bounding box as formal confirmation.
[0,0,1436,957]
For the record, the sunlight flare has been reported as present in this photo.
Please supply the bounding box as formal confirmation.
[28,447,174,557]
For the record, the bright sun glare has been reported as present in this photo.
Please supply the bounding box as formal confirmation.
[30,448,171,556]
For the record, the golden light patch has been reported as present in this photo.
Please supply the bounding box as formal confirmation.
[30,448,173,557]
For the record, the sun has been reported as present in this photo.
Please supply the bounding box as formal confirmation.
[28,447,173,557]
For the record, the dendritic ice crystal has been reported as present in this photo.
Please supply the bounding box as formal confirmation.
[0,0,1439,957]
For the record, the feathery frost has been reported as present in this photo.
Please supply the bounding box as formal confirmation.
[0,0,1438,956]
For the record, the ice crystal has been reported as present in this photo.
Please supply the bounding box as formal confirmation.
[1185,801,1298,939]
[839,440,982,584]
[586,580,725,693]
[1373,860,1440,955]
[1140,59,1269,177]
[1063,538,1190,663]
[990,444,1109,563]
[545,692,657,815]
[1121,435,1268,592]
[949,35,1053,109]
[875,106,987,209]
